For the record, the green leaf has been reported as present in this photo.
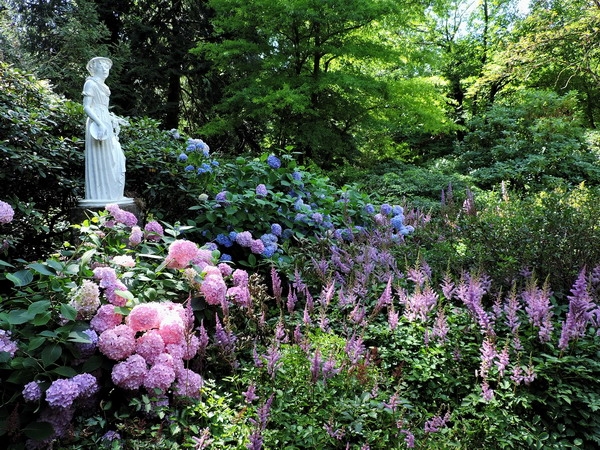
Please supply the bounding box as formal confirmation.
[82,355,104,372]
[115,290,134,301]
[41,343,62,366]
[68,330,93,343]
[0,259,14,268]
[52,366,78,377]
[32,311,52,326]
[22,421,54,440]
[60,303,78,321]
[6,270,34,287]
[27,262,56,276]
[80,249,96,265]
[28,300,51,315]
[27,336,46,352]
[6,309,35,325]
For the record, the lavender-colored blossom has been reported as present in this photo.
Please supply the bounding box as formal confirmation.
[481,381,495,401]
[504,290,521,335]
[247,430,263,450]
[0,330,18,357]
[345,334,366,365]
[558,270,598,350]
[310,349,322,383]
[244,383,259,403]
[431,309,449,343]
[479,336,497,380]
[22,381,43,402]
[214,314,237,355]
[403,286,438,322]
[264,344,282,378]
[495,346,510,377]
[522,281,554,343]
[255,184,268,197]
[101,430,121,442]
[424,411,451,433]
[235,231,253,247]
[215,191,228,203]
[380,204,392,216]
[0,200,15,224]
[46,378,80,408]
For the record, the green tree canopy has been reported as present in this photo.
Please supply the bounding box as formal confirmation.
[193,0,453,166]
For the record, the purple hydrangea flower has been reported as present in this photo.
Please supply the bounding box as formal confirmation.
[22,381,43,402]
[256,184,268,197]
[271,223,282,236]
[0,201,15,224]
[46,378,80,408]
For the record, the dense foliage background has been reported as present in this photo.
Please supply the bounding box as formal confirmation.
[2,0,600,449]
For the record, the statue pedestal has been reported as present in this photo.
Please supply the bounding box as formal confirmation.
[72,198,142,225]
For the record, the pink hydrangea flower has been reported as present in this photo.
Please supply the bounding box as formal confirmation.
[228,286,251,308]
[112,354,147,390]
[218,263,233,277]
[166,240,200,269]
[144,221,164,241]
[174,368,203,398]
[111,255,136,268]
[106,204,138,227]
[144,364,176,392]
[90,304,123,333]
[93,266,118,288]
[129,226,143,246]
[105,280,130,307]
[201,273,227,306]
[135,330,165,365]
[192,248,214,269]
[99,325,136,360]
[232,269,249,287]
[250,239,265,255]
[127,303,162,332]
[158,314,185,345]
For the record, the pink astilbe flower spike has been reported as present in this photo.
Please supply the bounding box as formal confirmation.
[558,269,599,350]
[522,279,554,343]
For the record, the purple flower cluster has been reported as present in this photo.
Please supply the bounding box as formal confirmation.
[558,270,599,350]
[45,374,98,408]
[0,200,14,224]
[0,329,18,357]
[106,203,137,227]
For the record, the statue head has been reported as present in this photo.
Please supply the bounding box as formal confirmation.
[86,57,113,76]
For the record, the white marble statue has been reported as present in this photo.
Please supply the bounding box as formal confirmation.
[79,56,133,207]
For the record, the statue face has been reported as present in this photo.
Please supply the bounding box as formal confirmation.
[94,61,111,79]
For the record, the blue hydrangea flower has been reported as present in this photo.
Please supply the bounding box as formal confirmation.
[215,191,228,202]
[380,203,392,216]
[204,242,218,251]
[311,212,323,224]
[229,231,238,241]
[178,153,188,162]
[267,155,281,169]
[216,233,234,248]
[282,229,294,240]
[271,223,282,236]
[220,253,232,262]
[262,244,277,258]
[184,165,194,172]
[392,205,404,216]
[197,163,212,174]
[364,203,375,214]
[292,170,302,181]
[211,160,219,166]
[294,199,305,211]
[390,215,405,231]
[260,233,278,245]
[295,213,307,223]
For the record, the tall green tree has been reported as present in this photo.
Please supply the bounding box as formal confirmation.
[194,0,451,166]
